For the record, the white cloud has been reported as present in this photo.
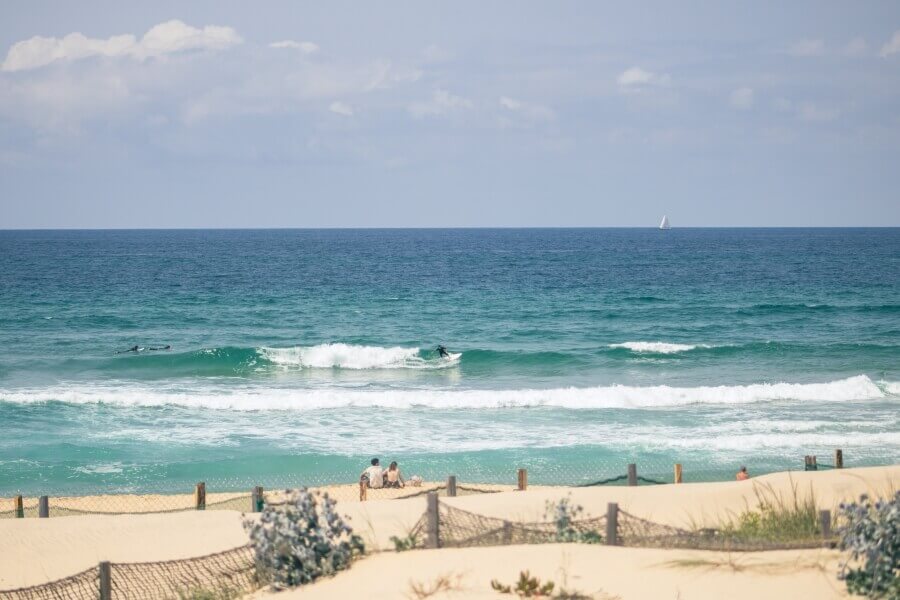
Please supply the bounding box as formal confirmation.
[499,96,555,121]
[798,102,840,122]
[729,87,754,110]
[788,39,825,57]
[328,101,353,116]
[616,67,670,90]
[2,20,242,72]
[408,89,473,118]
[880,30,900,57]
[843,37,868,57]
[270,40,319,54]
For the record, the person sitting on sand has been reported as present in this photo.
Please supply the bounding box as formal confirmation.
[736,466,750,481]
[360,458,384,489]
[383,461,405,488]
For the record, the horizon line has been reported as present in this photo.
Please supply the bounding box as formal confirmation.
[2,225,899,232]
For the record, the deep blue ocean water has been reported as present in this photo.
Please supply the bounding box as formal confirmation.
[0,228,898,494]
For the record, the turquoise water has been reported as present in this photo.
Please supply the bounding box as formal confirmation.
[0,229,898,494]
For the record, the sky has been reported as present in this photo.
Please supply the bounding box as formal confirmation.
[1,1,899,228]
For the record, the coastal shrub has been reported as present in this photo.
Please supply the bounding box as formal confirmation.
[243,488,365,589]
[720,480,820,542]
[390,531,420,552]
[491,571,555,597]
[837,492,899,599]
[176,586,240,600]
[545,496,602,544]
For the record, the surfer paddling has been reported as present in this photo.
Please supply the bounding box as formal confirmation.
[117,345,171,354]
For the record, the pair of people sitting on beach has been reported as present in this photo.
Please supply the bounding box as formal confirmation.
[360,458,405,489]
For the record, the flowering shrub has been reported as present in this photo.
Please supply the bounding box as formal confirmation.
[243,488,365,589]
[837,492,899,599]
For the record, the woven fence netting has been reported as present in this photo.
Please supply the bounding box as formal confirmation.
[404,502,831,552]
[0,546,257,600]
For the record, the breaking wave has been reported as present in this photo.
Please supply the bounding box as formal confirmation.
[0,375,893,411]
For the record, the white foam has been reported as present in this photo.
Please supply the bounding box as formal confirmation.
[609,341,709,354]
[0,375,890,411]
[259,344,454,370]
[881,380,900,395]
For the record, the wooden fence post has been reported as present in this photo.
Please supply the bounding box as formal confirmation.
[810,455,817,471]
[820,509,832,544]
[502,520,512,545]
[38,496,49,518]
[13,495,23,519]
[447,475,457,497]
[426,492,440,549]
[673,463,683,484]
[99,561,112,600]
[834,449,843,469]
[252,486,264,512]
[605,502,619,546]
[194,482,206,510]
[517,468,527,491]
[627,463,637,486]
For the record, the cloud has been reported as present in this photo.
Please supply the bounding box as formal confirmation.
[408,89,472,118]
[2,20,242,72]
[843,37,868,57]
[880,30,900,57]
[729,87,754,110]
[798,102,840,122]
[498,96,555,121]
[269,40,319,54]
[788,39,825,57]
[616,66,670,90]
[329,101,353,116]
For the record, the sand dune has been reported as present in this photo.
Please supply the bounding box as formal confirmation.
[1,465,896,597]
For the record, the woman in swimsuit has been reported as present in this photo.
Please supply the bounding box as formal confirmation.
[384,461,405,488]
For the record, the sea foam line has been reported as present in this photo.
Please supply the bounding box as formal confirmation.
[608,341,712,354]
[258,343,456,369]
[0,375,893,411]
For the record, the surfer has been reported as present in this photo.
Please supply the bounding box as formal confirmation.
[148,345,172,351]
[117,345,142,354]
[436,345,450,359]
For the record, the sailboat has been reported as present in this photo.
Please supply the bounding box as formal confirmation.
[659,215,670,230]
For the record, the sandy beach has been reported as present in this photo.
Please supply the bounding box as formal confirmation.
[2,464,897,597]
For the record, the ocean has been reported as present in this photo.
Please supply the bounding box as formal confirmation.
[0,228,898,494]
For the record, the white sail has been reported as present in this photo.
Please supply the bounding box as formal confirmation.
[659,215,670,229]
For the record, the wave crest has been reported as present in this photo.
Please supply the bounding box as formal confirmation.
[259,343,456,370]
[0,375,892,411]
[608,341,710,354]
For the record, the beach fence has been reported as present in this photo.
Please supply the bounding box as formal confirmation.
[404,492,838,553]
[0,545,257,600]
[0,450,854,518]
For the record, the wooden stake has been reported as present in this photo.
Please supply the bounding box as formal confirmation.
[194,482,206,510]
[820,509,832,543]
[606,503,619,546]
[38,496,49,518]
[674,463,683,484]
[627,463,637,486]
[517,468,527,491]
[13,495,23,519]
[426,492,439,549]
[252,486,264,512]
[447,475,457,497]
[502,520,513,545]
[99,561,112,600]
[834,449,843,469]
[810,455,818,471]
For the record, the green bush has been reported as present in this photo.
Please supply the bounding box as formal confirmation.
[838,492,899,599]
